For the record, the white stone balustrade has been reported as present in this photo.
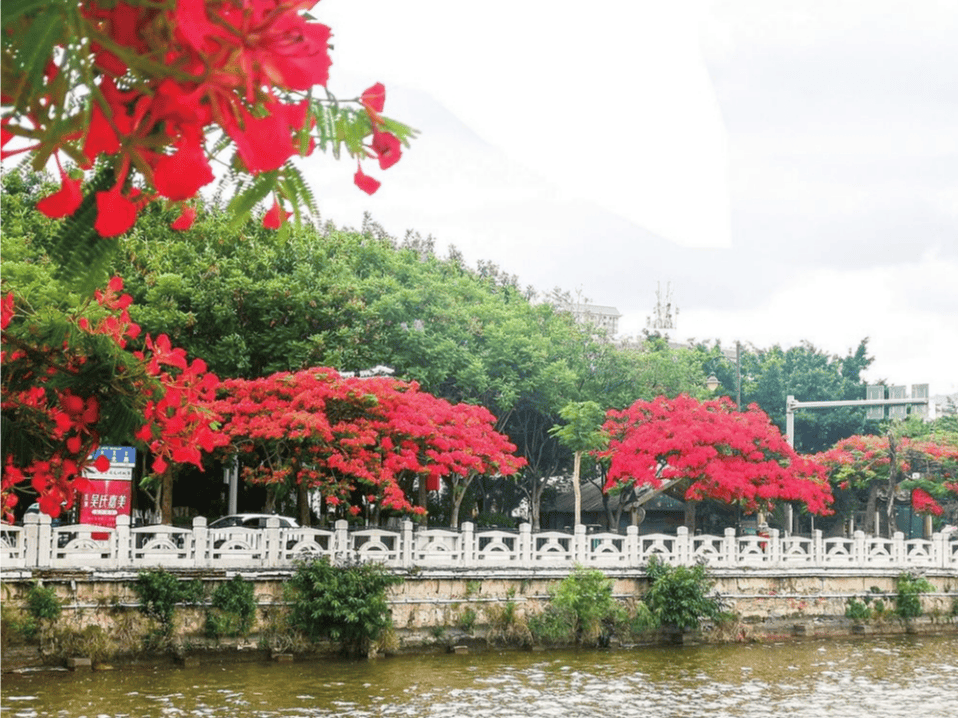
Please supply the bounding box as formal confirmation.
[2,513,956,573]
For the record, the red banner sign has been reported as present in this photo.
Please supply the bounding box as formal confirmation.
[79,446,135,529]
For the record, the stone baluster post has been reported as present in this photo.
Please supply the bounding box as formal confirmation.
[115,514,131,569]
[892,531,905,566]
[334,519,350,564]
[767,528,781,566]
[724,527,737,567]
[401,520,414,568]
[462,521,475,567]
[265,517,281,567]
[24,512,42,568]
[931,531,945,569]
[519,523,533,566]
[574,524,588,564]
[853,530,867,566]
[813,529,824,567]
[626,525,639,567]
[676,526,690,565]
[193,516,208,568]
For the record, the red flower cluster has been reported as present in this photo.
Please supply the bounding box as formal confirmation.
[2,1,409,234]
[601,394,834,516]
[911,488,943,517]
[213,370,524,519]
[1,278,227,521]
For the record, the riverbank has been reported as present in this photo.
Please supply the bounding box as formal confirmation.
[2,566,956,672]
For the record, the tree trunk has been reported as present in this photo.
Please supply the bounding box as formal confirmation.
[160,468,173,525]
[864,482,879,535]
[684,500,697,534]
[886,434,899,538]
[297,481,310,527]
[418,477,428,526]
[449,474,475,529]
[572,451,582,527]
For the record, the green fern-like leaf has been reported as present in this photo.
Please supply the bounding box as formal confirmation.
[49,165,123,297]
[226,170,278,229]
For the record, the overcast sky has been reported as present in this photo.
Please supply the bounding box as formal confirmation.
[301,0,957,398]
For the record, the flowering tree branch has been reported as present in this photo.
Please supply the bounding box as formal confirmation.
[1,0,416,237]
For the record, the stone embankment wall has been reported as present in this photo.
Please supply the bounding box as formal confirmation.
[2,566,956,670]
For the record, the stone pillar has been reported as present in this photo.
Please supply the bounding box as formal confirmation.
[813,529,824,566]
[265,516,281,567]
[115,514,131,568]
[574,523,588,564]
[892,531,906,566]
[676,526,690,564]
[518,523,533,566]
[931,531,946,569]
[401,520,414,568]
[724,527,737,567]
[193,515,208,568]
[24,512,41,568]
[334,519,350,563]
[626,525,639,567]
[462,521,475,566]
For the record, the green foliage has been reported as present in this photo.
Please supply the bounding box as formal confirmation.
[530,567,625,646]
[643,556,722,631]
[25,582,62,624]
[894,572,933,620]
[696,339,877,453]
[457,607,477,633]
[2,601,37,645]
[286,557,402,656]
[845,596,872,622]
[205,576,257,639]
[132,570,205,638]
[486,597,532,647]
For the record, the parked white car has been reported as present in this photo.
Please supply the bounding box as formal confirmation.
[208,513,299,530]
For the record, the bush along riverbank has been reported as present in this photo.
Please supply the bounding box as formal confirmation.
[3,559,958,672]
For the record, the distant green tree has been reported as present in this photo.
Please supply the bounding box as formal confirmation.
[696,339,878,453]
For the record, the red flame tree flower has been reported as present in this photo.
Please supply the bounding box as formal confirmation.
[814,433,958,534]
[212,370,525,526]
[1,0,416,235]
[1,279,227,522]
[601,394,834,522]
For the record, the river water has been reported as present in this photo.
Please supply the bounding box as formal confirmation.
[2,635,956,718]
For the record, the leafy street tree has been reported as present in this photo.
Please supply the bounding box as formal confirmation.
[698,339,878,453]
[1,0,413,519]
[549,401,608,527]
[814,432,958,536]
[211,369,524,526]
[602,395,835,531]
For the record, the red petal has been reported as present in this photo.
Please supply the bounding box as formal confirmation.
[354,166,381,195]
[94,187,138,237]
[362,83,386,114]
[171,206,197,230]
[37,175,83,218]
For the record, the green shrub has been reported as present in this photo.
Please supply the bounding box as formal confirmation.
[894,572,933,620]
[132,569,205,638]
[845,596,872,622]
[643,556,722,631]
[26,582,62,624]
[286,558,402,657]
[205,576,257,639]
[486,597,532,647]
[1,602,37,645]
[457,607,477,633]
[529,567,625,647]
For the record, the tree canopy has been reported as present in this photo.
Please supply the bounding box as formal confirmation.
[602,395,834,517]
